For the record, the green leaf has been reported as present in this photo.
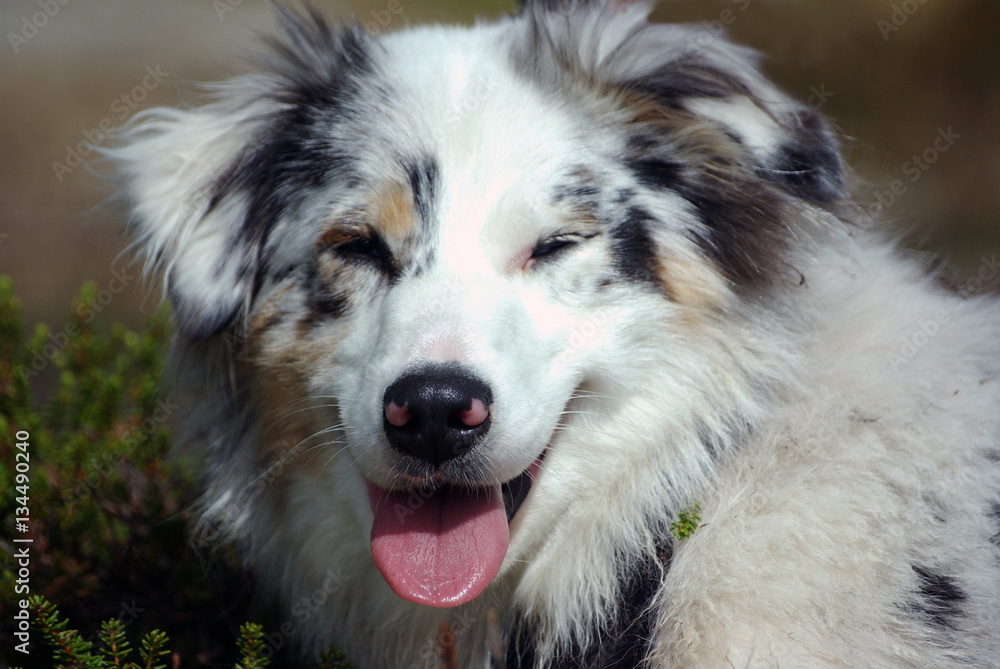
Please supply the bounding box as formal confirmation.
[100,619,133,668]
[138,630,170,669]
[310,647,357,669]
[234,622,270,669]
[28,596,101,668]
[670,503,702,541]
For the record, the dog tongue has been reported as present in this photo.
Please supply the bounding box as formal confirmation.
[367,481,509,607]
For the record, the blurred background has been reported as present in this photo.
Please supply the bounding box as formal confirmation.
[1,0,999,331]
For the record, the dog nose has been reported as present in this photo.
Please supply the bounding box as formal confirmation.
[383,366,493,466]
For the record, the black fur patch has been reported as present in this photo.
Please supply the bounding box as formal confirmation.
[224,22,372,235]
[623,120,830,293]
[304,260,349,319]
[626,58,754,109]
[199,14,375,336]
[502,537,672,668]
[990,502,1000,548]
[676,174,787,290]
[406,157,439,226]
[632,73,843,207]
[610,208,662,288]
[766,118,844,205]
[626,157,684,192]
[554,183,600,203]
[614,188,635,205]
[623,115,791,291]
[910,565,966,629]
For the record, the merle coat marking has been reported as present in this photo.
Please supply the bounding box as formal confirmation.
[112,1,1000,667]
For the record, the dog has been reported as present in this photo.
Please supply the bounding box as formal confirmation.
[111,1,1000,666]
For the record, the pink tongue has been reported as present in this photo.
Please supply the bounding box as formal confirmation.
[367,482,509,607]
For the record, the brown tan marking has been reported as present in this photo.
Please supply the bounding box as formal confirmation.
[374,182,418,244]
[317,220,368,250]
[244,285,345,465]
[558,205,601,237]
[248,284,294,336]
[615,89,747,170]
[315,182,416,253]
[659,249,728,314]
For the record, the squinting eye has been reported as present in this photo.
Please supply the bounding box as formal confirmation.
[526,232,599,270]
[331,232,398,278]
[531,237,579,260]
[339,237,386,260]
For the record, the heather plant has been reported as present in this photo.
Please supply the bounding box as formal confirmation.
[0,277,353,667]
[12,596,354,669]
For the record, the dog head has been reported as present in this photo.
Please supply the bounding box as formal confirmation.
[114,0,844,610]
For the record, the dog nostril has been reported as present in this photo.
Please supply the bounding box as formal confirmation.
[385,400,413,428]
[382,366,493,466]
[454,397,489,428]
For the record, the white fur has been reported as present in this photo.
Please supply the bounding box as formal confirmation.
[111,2,1000,667]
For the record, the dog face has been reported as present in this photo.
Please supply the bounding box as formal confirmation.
[115,1,844,611]
[240,39,699,605]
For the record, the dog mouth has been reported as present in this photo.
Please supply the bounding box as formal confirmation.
[366,457,543,608]
[501,460,537,522]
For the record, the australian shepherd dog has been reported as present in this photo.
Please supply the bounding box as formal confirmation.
[112,1,1000,666]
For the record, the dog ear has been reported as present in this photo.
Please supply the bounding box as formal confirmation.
[517,4,844,205]
[517,0,617,10]
[111,103,266,339]
[515,5,844,289]
[112,8,373,339]
[622,32,845,204]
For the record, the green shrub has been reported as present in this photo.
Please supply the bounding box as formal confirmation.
[0,277,352,667]
[18,595,169,669]
[12,596,354,669]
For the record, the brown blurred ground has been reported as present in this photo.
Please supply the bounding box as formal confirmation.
[1,0,998,331]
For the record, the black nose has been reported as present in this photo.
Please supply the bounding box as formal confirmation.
[383,366,493,467]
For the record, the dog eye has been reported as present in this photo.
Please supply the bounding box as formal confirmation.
[528,232,600,268]
[326,233,400,279]
[531,236,579,261]
[338,235,391,263]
